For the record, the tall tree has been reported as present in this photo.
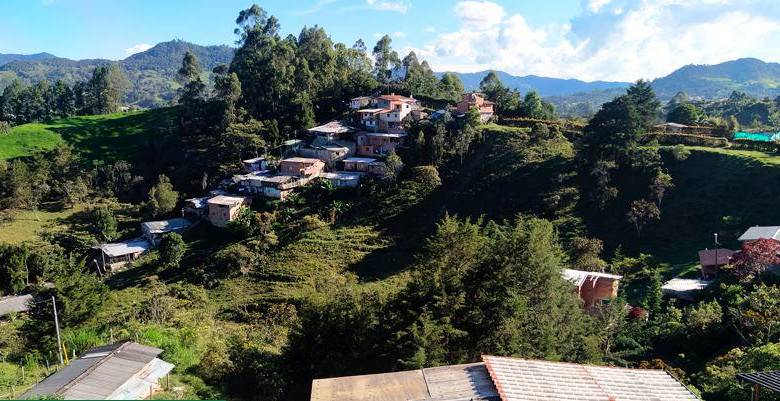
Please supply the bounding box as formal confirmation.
[177,51,206,135]
[626,79,661,131]
[581,95,643,163]
[146,174,179,217]
[438,72,464,102]
[372,35,400,84]
[87,64,128,114]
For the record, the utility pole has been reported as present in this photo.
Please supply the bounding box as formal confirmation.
[714,233,720,278]
[52,296,64,365]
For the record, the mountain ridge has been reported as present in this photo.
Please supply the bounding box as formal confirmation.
[3,42,779,110]
[0,40,234,108]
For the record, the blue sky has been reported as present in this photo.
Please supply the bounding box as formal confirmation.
[1,0,779,81]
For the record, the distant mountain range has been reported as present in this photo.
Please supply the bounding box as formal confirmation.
[0,52,57,66]
[0,40,234,108]
[2,41,779,112]
[650,57,780,99]
[438,70,630,97]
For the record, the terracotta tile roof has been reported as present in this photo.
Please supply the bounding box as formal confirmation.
[482,355,698,401]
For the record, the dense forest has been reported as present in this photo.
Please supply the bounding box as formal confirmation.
[3,4,780,401]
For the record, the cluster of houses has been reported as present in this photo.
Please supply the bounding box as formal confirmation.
[662,225,780,300]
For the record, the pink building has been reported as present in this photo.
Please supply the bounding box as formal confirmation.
[207,195,251,228]
[356,94,419,132]
[279,157,325,178]
[356,133,407,156]
[563,269,622,308]
[456,92,495,122]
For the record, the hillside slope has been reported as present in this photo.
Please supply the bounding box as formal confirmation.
[0,107,177,162]
[652,58,780,99]
[434,127,780,272]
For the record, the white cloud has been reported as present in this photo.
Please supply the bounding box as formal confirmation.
[416,0,780,81]
[454,1,505,29]
[586,0,611,13]
[393,31,406,38]
[124,43,153,56]
[366,0,410,13]
[425,26,437,33]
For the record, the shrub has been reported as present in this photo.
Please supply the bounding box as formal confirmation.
[410,165,442,193]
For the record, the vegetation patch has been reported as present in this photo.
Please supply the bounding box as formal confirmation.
[0,107,176,163]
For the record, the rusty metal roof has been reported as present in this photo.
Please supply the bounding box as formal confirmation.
[482,355,698,401]
[310,363,499,401]
[21,341,172,400]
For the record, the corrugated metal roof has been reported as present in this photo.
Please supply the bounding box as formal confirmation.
[482,355,698,401]
[0,294,33,316]
[308,120,356,134]
[140,218,192,234]
[310,363,499,401]
[97,238,152,257]
[21,341,171,400]
[738,226,780,241]
[738,371,780,393]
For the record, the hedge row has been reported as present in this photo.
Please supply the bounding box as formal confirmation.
[730,139,780,152]
[643,133,730,148]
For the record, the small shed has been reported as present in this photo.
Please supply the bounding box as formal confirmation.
[21,341,174,400]
[242,156,269,172]
[698,248,735,278]
[94,238,152,271]
[562,269,622,308]
[655,122,688,133]
[183,197,210,219]
[141,218,192,246]
[320,172,363,188]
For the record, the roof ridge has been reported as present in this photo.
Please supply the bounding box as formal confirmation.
[481,355,507,401]
[55,341,131,396]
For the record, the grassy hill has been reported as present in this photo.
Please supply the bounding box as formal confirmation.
[0,107,176,163]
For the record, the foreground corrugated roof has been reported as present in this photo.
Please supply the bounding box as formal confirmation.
[310,363,499,401]
[482,355,698,401]
[21,341,173,400]
[738,370,780,393]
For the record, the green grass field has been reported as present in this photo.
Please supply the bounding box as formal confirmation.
[0,204,85,244]
[0,108,177,163]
